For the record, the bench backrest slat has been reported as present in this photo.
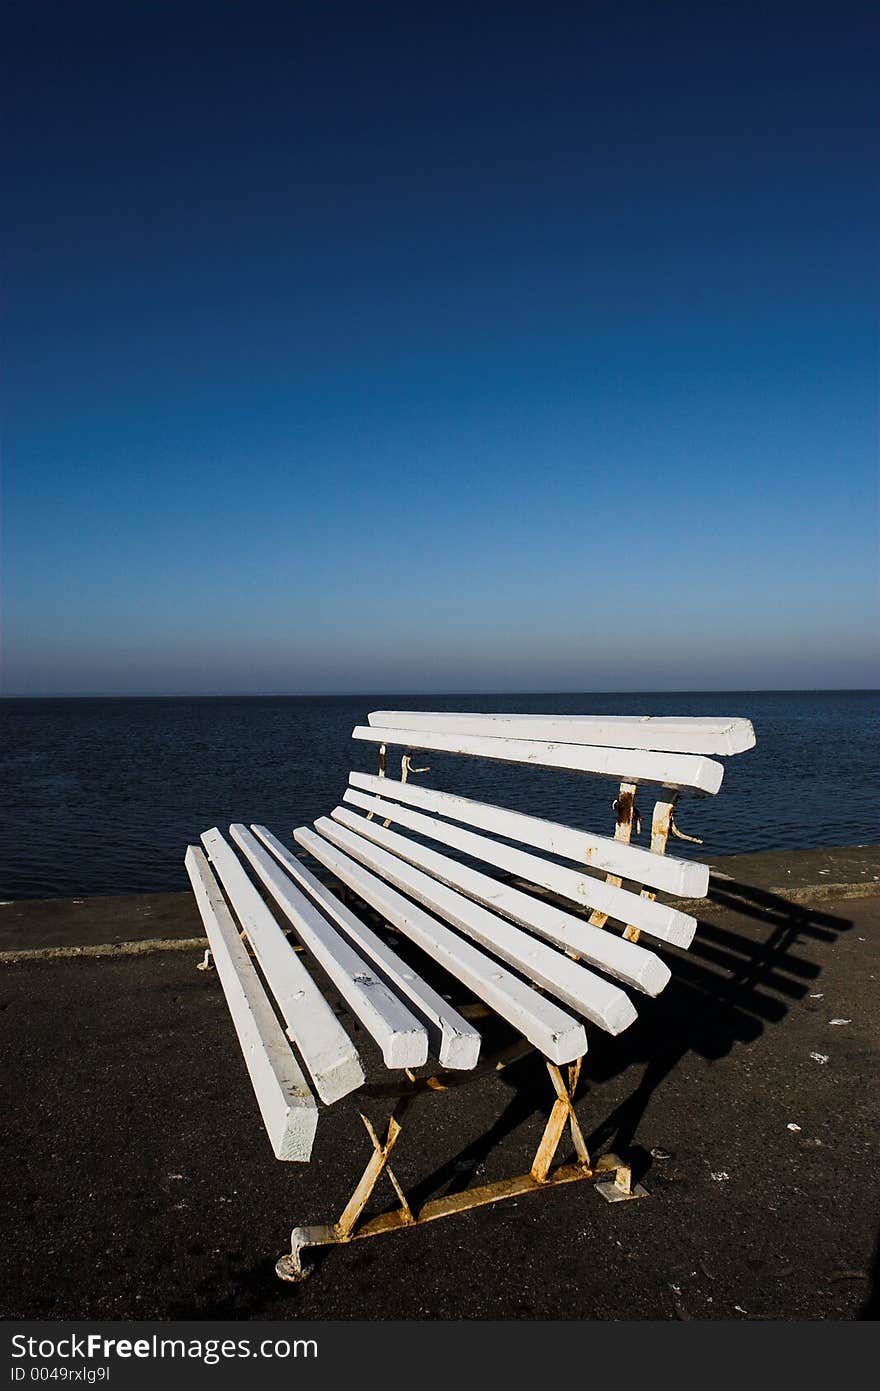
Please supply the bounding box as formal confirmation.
[367,710,756,756]
[297,821,588,1064]
[348,771,708,897]
[352,724,724,794]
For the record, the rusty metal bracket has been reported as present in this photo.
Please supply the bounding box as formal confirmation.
[588,782,639,930]
[381,752,431,826]
[401,752,430,783]
[275,1055,647,1283]
[670,816,703,845]
[588,789,685,944]
[366,744,387,819]
[612,792,641,838]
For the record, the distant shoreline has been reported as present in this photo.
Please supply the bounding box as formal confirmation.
[2,687,878,700]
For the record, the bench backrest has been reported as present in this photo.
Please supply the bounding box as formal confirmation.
[354,710,755,793]
[342,708,755,945]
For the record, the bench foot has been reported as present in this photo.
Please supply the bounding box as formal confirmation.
[275,1254,309,1283]
[275,1060,649,1281]
[595,1176,650,1202]
[275,1226,332,1282]
[593,1152,650,1202]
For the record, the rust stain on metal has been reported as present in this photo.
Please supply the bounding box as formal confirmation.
[589,781,638,929]
[614,788,638,830]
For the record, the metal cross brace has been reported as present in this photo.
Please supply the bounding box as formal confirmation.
[276,1054,647,1282]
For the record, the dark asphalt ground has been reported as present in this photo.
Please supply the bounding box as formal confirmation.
[1,848,878,1321]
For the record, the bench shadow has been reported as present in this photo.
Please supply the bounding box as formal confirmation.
[408,879,853,1205]
[583,879,851,1167]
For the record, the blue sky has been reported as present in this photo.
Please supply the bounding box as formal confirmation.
[2,1,877,695]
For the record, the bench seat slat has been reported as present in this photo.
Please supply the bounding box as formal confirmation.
[368,710,756,756]
[200,828,365,1105]
[184,847,318,1160]
[349,772,708,897]
[353,725,724,795]
[341,789,696,948]
[229,824,428,1070]
[327,809,638,1035]
[296,824,588,1064]
[334,801,670,996]
[249,824,480,1069]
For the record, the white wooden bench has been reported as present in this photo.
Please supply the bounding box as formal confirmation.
[184,708,755,1279]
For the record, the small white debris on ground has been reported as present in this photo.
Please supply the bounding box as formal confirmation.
[830,1018,851,1026]
[809,992,824,999]
[810,1052,829,1064]
[787,1123,802,1132]
[710,1171,730,1181]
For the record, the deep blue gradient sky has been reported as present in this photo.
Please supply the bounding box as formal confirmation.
[2,1,877,695]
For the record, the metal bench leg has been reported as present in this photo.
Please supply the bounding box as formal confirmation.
[275,1055,646,1281]
[276,1101,413,1281]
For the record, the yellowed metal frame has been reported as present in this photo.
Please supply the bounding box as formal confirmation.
[586,783,684,943]
[275,1053,646,1282]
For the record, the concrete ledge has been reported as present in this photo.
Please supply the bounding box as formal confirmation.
[0,935,206,965]
[2,844,878,961]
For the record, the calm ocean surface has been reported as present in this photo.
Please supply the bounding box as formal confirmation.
[1,691,878,900]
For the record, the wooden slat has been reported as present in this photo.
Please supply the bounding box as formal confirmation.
[184,847,318,1161]
[353,725,724,794]
[341,789,696,948]
[324,810,638,1035]
[228,824,428,1070]
[368,710,756,756]
[333,802,670,996]
[295,825,588,1064]
[200,828,364,1105]
[349,771,708,897]
[249,824,480,1069]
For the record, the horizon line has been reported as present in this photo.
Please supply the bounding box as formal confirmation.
[2,686,878,700]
